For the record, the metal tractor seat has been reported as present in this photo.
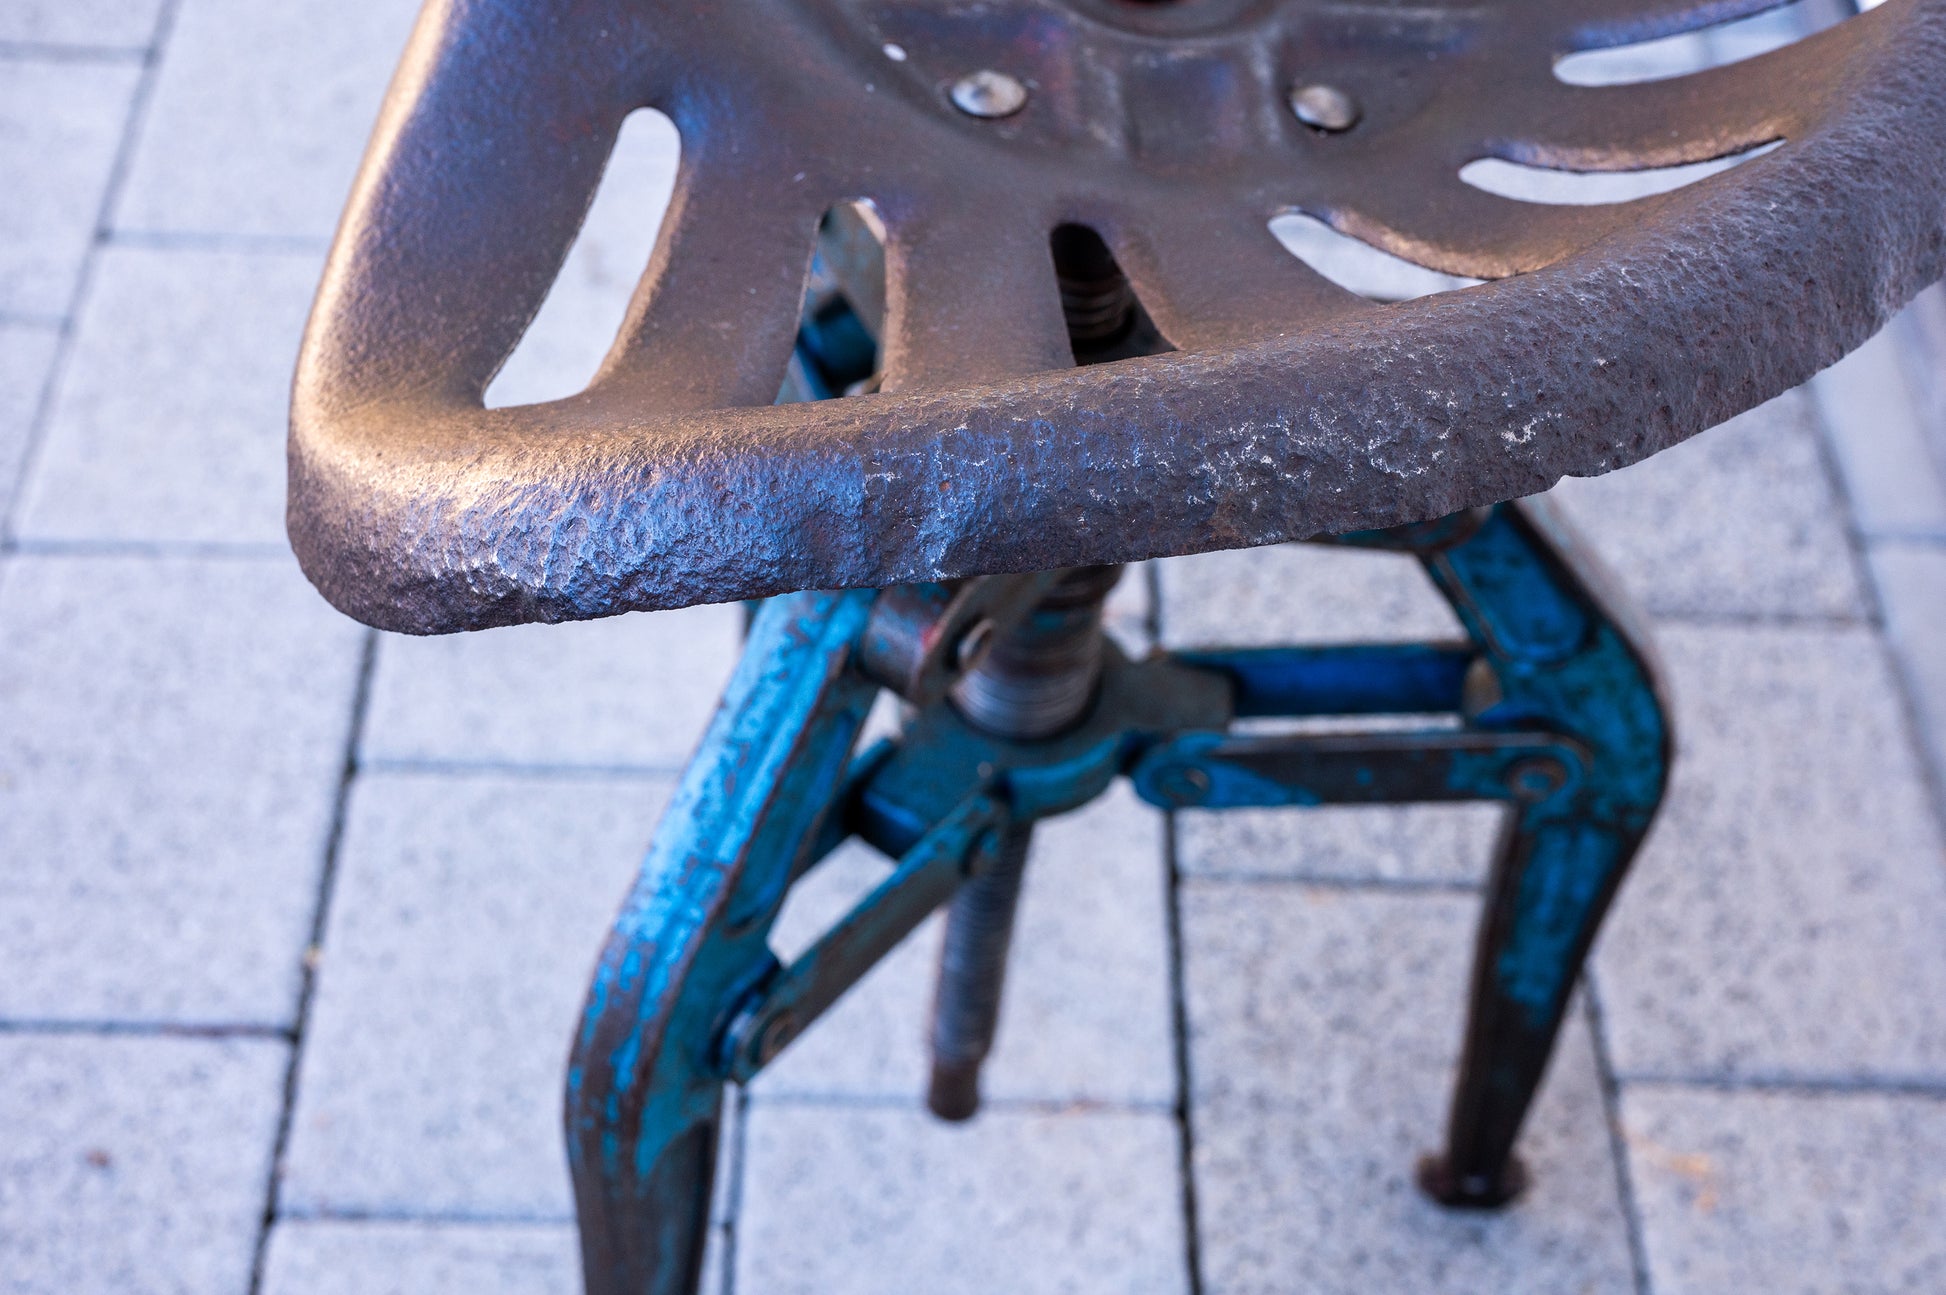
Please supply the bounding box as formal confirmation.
[289,1,1946,1291]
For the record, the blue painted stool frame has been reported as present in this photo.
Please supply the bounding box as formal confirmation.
[564,489,1669,1294]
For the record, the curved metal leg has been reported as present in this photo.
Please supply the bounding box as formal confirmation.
[568,590,878,1295]
[1414,500,1671,1206]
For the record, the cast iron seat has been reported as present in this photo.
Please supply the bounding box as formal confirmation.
[291,0,1946,633]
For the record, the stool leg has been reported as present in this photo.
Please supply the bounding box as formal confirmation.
[926,824,1034,1119]
[1414,500,1670,1207]
[1419,813,1643,1206]
[568,590,877,1294]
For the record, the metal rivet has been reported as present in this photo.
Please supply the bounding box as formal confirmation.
[1287,83,1360,132]
[951,70,1029,120]
[953,618,996,673]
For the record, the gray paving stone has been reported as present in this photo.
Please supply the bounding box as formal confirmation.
[1550,391,1868,621]
[1,320,60,507]
[1869,542,1946,792]
[1181,882,1635,1295]
[1593,624,1946,1083]
[1897,284,1946,476]
[261,1220,581,1295]
[282,771,672,1219]
[1176,802,1503,887]
[1622,1085,1946,1295]
[485,110,680,410]
[16,246,319,544]
[1157,542,1462,649]
[360,604,741,771]
[113,0,420,238]
[753,782,1176,1108]
[0,554,365,1025]
[1813,328,1946,540]
[736,1102,1187,1295]
[0,1,163,47]
[0,59,140,318]
[0,1033,289,1295]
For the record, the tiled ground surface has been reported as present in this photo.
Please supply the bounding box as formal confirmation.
[4,2,1945,1293]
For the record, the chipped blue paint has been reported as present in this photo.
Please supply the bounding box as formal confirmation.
[1493,823,1619,1015]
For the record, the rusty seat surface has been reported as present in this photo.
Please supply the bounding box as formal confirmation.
[288,0,1946,633]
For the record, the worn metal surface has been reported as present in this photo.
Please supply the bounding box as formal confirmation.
[291,0,1946,633]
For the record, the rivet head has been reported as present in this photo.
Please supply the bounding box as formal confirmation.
[951,70,1029,119]
[1287,83,1360,132]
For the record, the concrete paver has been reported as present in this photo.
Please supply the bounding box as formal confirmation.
[0,1034,289,1295]
[16,245,321,545]
[1158,541,1461,649]
[1813,330,1946,540]
[1550,391,1868,621]
[1,320,60,509]
[282,771,672,1219]
[1182,883,1636,1295]
[0,1,163,48]
[0,58,141,319]
[1176,802,1503,887]
[735,1103,1187,1295]
[1594,624,1946,1084]
[0,555,365,1026]
[360,604,741,772]
[261,1220,580,1295]
[1869,543,1946,793]
[113,0,420,238]
[1623,1085,1946,1295]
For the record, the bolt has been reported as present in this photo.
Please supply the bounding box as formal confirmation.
[1153,763,1213,807]
[1287,82,1360,132]
[951,70,1029,120]
[953,617,996,674]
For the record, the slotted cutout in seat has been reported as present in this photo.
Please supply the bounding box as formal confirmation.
[485,109,681,409]
[1556,0,1854,86]
[781,202,888,402]
[1269,212,1482,302]
[1461,140,1781,206]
